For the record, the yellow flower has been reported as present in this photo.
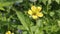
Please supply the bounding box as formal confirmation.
[36,12,43,17]
[28,10,32,15]
[28,5,43,19]
[11,33,14,34]
[32,15,38,19]
[37,7,42,12]
[31,6,37,12]
[5,31,14,34]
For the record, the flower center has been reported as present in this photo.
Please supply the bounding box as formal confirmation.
[32,13,36,15]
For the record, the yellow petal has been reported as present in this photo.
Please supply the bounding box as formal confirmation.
[37,13,43,17]
[32,15,38,19]
[37,7,42,12]
[12,33,14,34]
[31,6,36,12]
[28,10,32,15]
[6,31,11,34]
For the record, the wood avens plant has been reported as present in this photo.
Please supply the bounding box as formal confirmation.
[28,5,43,19]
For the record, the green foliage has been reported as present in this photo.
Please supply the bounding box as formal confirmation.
[0,0,60,34]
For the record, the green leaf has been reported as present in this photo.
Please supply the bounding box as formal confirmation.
[48,0,51,5]
[17,0,23,3]
[49,11,55,17]
[16,11,29,30]
[38,0,42,3]
[17,25,26,30]
[40,0,52,5]
[13,8,32,31]
[0,7,5,10]
[0,2,13,7]
[24,15,33,26]
[57,20,60,27]
[0,0,23,7]
[35,28,44,34]
[30,26,37,32]
[42,0,47,5]
[23,31,27,34]
[51,25,59,32]
[36,19,43,27]
[55,0,60,4]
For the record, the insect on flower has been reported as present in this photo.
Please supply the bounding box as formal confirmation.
[28,5,43,19]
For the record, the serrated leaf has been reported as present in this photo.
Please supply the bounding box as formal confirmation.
[16,11,29,30]
[12,8,32,31]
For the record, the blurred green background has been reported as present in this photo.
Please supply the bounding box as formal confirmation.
[0,0,60,34]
